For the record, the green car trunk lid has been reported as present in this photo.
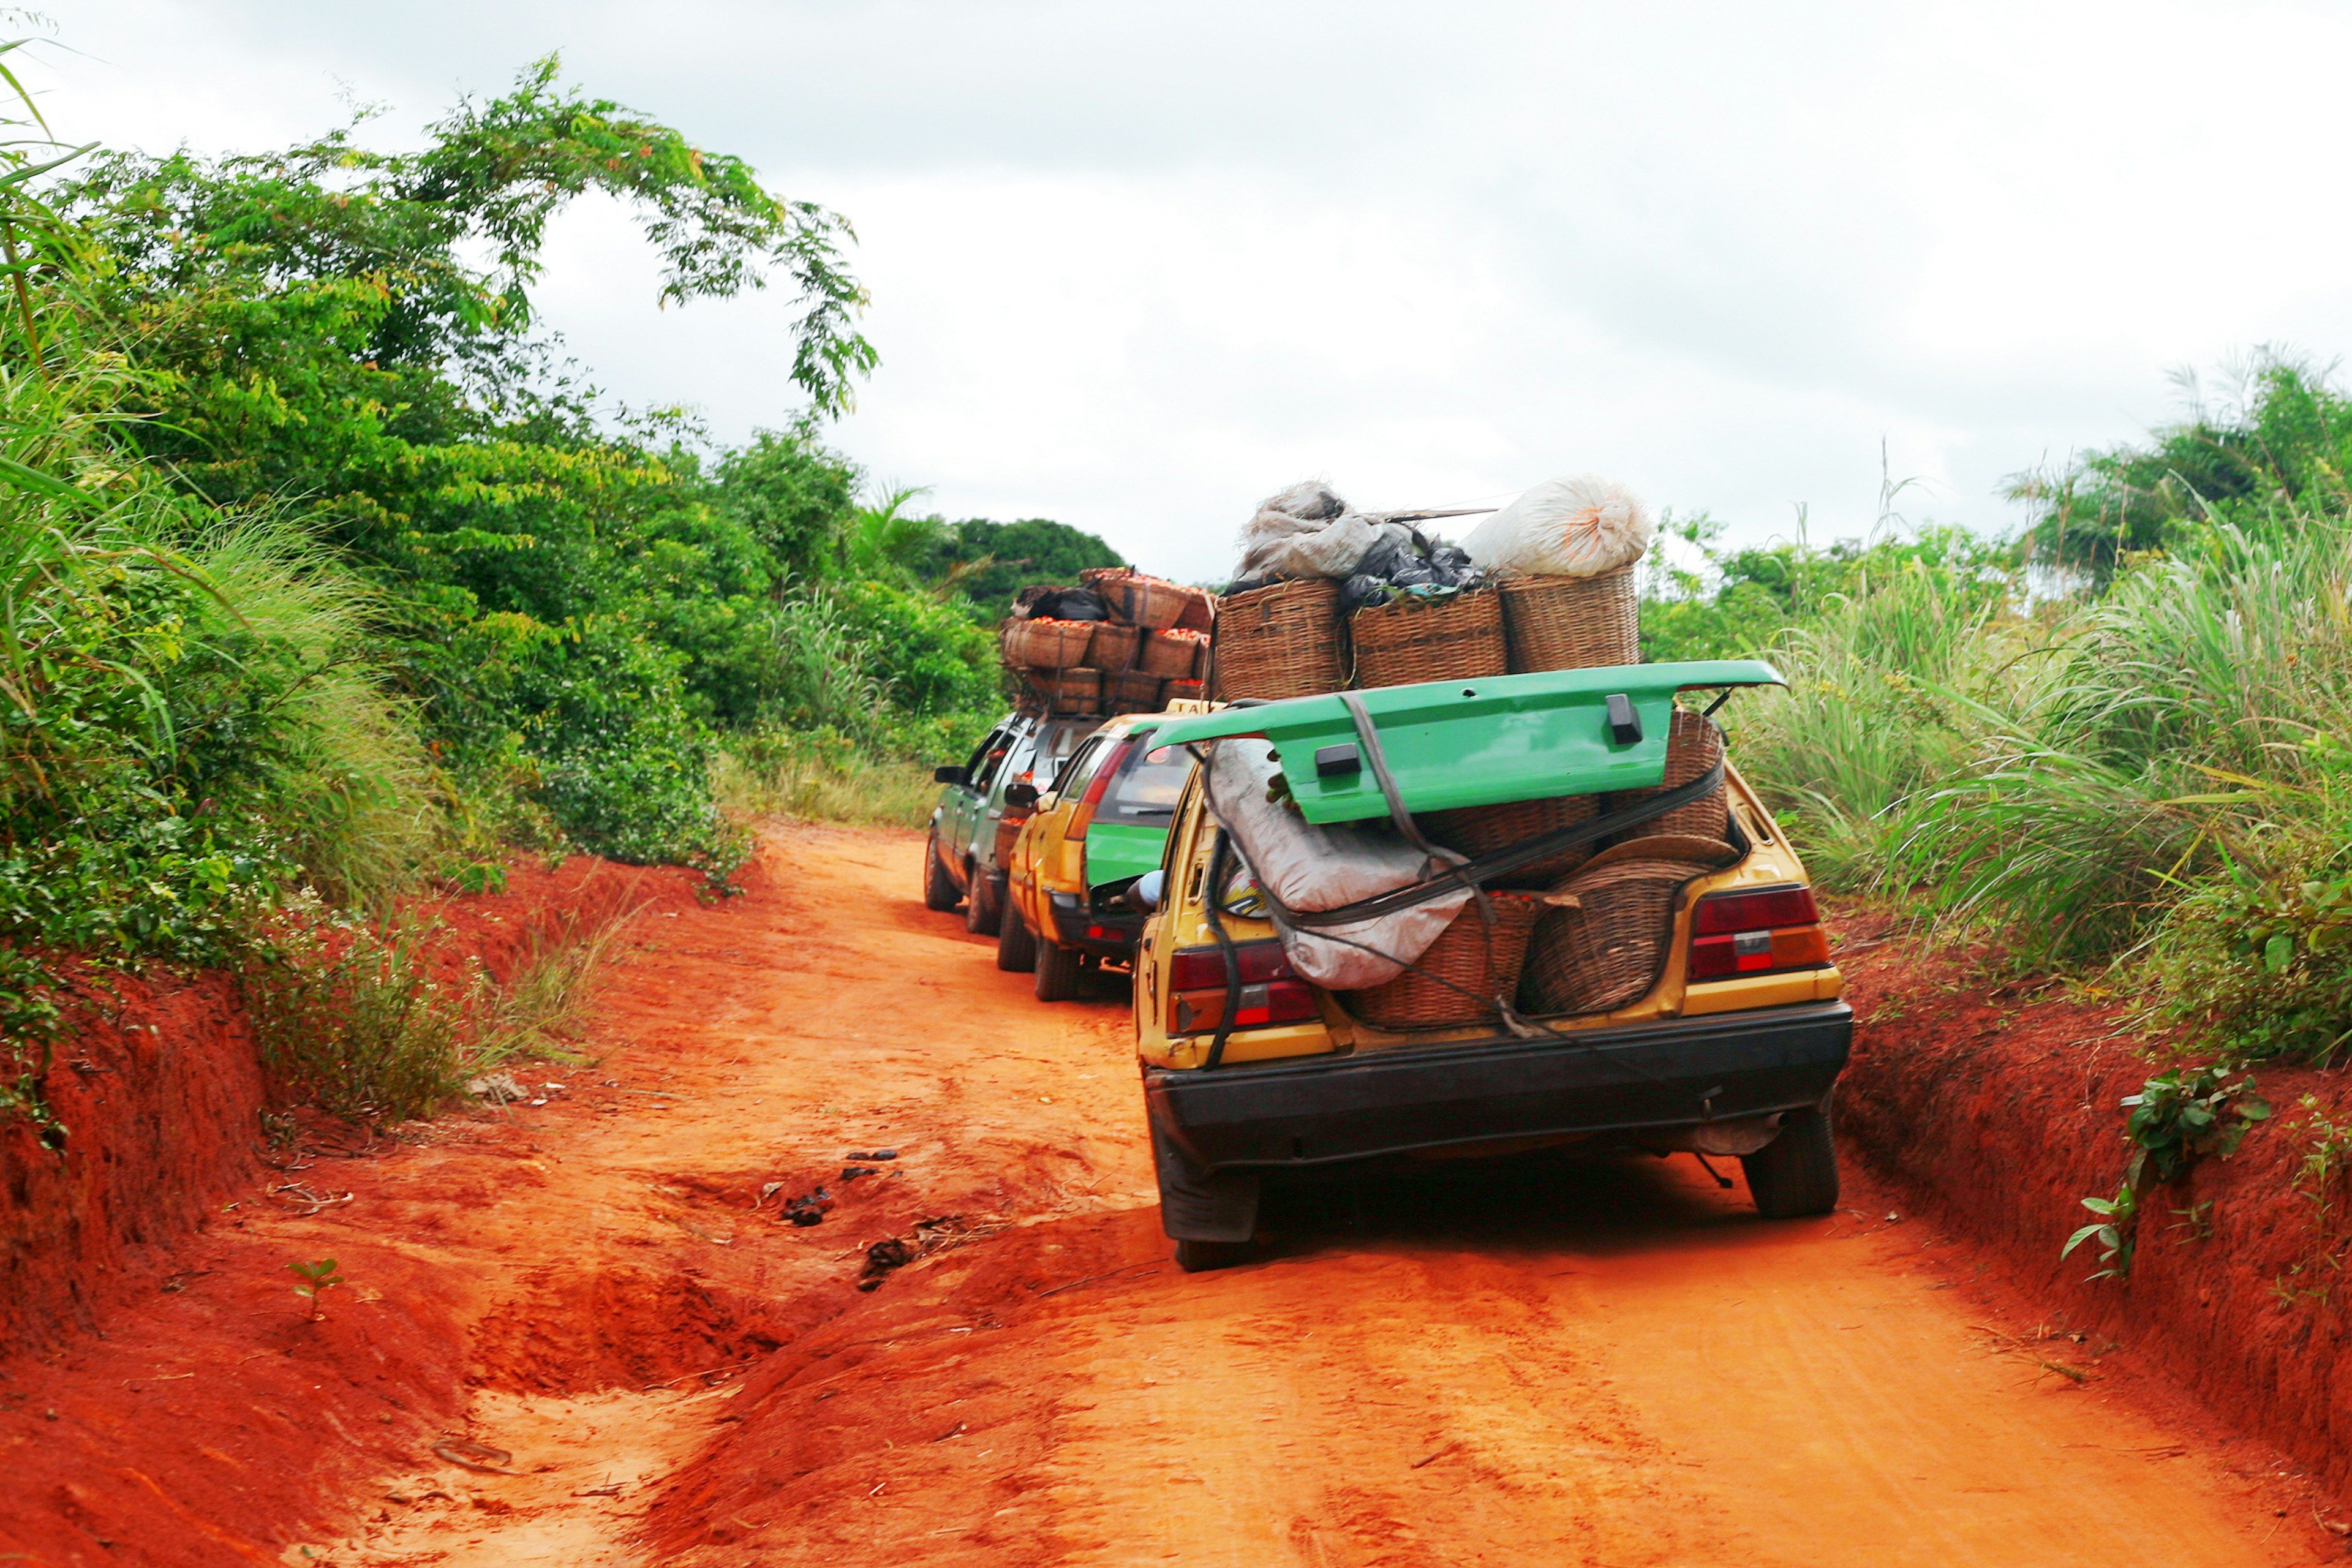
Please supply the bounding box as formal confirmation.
[1147,661,1784,824]
[1082,820,1170,895]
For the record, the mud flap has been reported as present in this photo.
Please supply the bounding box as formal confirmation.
[1150,1116,1261,1243]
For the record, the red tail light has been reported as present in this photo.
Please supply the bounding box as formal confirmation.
[1167,940,1316,1033]
[1688,884,1831,981]
[1692,884,1819,935]
[1066,738,1134,842]
[1170,940,1294,990]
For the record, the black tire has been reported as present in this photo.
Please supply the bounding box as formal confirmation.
[965,869,1001,936]
[1150,1117,1259,1256]
[997,900,1038,973]
[1174,1238,1254,1273]
[922,829,959,912]
[1741,1104,1841,1219]
[1035,937,1082,1001]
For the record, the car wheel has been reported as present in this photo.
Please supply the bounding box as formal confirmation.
[923,829,959,911]
[965,869,1001,935]
[1741,1104,1841,1219]
[1173,1238,1254,1273]
[997,901,1038,972]
[1035,938,1082,1001]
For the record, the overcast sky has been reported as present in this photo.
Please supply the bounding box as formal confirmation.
[28,1,2352,582]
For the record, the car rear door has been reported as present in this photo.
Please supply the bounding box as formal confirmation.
[943,723,1010,878]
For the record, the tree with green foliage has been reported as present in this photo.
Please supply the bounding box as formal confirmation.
[2013,355,2352,584]
[56,55,895,870]
[920,518,1125,613]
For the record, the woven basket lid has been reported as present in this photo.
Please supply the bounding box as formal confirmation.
[1577,835,1740,875]
[1539,839,1740,903]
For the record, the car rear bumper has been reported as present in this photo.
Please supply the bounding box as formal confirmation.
[1048,891,1142,960]
[1144,1000,1852,1172]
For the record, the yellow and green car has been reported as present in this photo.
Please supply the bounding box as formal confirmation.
[1131,664,1850,1271]
[999,703,1215,1001]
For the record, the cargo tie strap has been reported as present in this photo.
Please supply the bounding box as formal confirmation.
[1242,904,1683,1088]
[1336,688,1455,868]
[1266,755,1725,930]
[1333,686,1498,949]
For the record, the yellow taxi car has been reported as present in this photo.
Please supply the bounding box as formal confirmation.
[1131,664,1850,1270]
[998,703,1216,1001]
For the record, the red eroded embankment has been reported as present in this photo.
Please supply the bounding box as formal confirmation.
[0,856,696,1362]
[1835,910,2352,1495]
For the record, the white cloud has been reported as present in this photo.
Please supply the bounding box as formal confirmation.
[27,0,2352,582]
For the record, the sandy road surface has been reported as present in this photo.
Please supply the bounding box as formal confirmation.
[274,823,2333,1566]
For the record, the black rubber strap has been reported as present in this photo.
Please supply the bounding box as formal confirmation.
[1200,829,1242,1071]
[1336,689,1459,869]
[1270,756,1725,929]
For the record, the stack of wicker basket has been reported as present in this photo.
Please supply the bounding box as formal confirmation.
[1202,480,1747,1030]
[1002,570,1216,717]
[1321,563,1736,1031]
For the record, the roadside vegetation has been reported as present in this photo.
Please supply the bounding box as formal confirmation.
[0,46,1115,1137]
[1642,356,2352,1269]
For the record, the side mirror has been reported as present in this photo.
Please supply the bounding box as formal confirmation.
[1003,782,1040,810]
[933,765,969,785]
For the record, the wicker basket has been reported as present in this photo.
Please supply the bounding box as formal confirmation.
[1022,668,1102,717]
[1349,588,1507,688]
[1105,671,1166,714]
[1211,578,1347,701]
[1497,565,1638,672]
[1005,617,1098,671]
[1085,621,1143,671]
[1610,709,1727,843]
[993,810,1029,868]
[1081,568,1212,631]
[1140,627,1208,679]
[1163,679,1205,704]
[1343,892,1543,1030]
[1422,792,1600,888]
[1518,843,1730,1016]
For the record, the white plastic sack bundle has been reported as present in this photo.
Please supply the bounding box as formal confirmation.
[1235,480,1421,582]
[1200,739,1471,989]
[1463,474,1653,578]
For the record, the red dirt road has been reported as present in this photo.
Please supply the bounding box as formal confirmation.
[5,823,2343,1565]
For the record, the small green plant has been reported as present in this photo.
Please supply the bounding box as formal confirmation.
[288,1257,343,1321]
[2123,1066,2271,1183]
[2065,1066,2269,1280]
[2064,1183,2138,1280]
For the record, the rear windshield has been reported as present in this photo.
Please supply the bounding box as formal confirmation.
[1100,733,1193,824]
[1030,720,1091,785]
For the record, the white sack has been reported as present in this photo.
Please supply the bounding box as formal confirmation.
[1463,474,1653,578]
[1235,479,1420,581]
[1201,739,1472,989]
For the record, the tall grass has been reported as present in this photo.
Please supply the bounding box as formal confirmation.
[176,521,442,902]
[1869,519,2352,963]
[715,730,939,829]
[1734,556,2021,886]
